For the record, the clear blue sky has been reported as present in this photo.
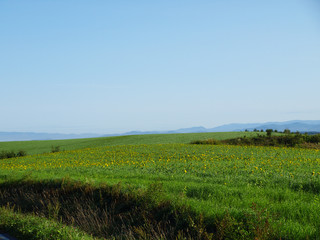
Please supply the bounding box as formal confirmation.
[1,0,319,134]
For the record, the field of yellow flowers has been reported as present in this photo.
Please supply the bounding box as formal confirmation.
[1,143,320,238]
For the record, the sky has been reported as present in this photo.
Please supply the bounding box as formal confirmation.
[1,0,320,134]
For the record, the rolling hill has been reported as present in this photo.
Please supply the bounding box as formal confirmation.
[1,120,319,141]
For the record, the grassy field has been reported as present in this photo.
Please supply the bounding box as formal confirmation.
[0,132,263,155]
[1,132,319,239]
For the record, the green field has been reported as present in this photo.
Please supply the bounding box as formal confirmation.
[1,132,320,239]
[0,132,264,155]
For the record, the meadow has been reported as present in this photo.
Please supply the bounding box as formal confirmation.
[0,132,320,239]
[0,132,264,155]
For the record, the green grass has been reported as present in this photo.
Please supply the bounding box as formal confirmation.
[1,136,320,239]
[0,131,264,155]
[0,179,216,239]
[0,206,98,240]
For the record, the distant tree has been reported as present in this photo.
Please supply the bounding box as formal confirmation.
[245,129,248,132]
[253,128,258,132]
[266,129,273,137]
[274,129,278,133]
[284,129,291,134]
[260,129,264,132]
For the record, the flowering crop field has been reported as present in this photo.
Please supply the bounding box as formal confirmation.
[0,131,264,155]
[0,144,320,239]
[1,143,320,238]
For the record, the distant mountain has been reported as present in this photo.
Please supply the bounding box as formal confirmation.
[117,127,208,136]
[207,123,264,132]
[168,126,208,134]
[208,120,320,133]
[122,121,320,136]
[0,132,102,142]
[1,120,319,141]
[111,121,320,136]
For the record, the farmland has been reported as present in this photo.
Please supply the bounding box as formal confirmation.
[0,131,263,155]
[1,132,320,239]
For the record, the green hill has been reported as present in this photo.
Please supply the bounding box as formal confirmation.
[0,131,263,155]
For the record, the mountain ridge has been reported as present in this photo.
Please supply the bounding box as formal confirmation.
[1,120,320,141]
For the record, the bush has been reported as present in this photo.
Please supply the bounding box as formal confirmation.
[0,150,27,160]
[191,133,320,149]
[190,139,219,145]
[284,129,291,134]
[51,146,61,153]
[306,134,320,144]
[16,150,27,157]
[266,129,273,137]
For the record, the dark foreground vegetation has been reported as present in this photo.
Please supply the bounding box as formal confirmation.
[0,150,26,159]
[191,132,320,148]
[0,179,274,240]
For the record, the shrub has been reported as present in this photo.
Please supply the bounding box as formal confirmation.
[16,150,27,157]
[284,129,291,134]
[266,129,273,137]
[0,151,15,159]
[190,139,219,145]
[306,134,320,144]
[0,150,27,160]
[191,133,320,149]
[51,146,61,153]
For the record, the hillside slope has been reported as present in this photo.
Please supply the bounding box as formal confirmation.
[0,132,264,155]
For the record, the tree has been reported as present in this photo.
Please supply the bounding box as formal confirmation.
[266,129,273,137]
[284,129,291,134]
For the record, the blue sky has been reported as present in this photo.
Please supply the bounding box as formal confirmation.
[1,0,319,134]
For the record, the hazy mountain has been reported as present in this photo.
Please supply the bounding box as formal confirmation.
[115,121,320,136]
[111,127,208,136]
[0,132,102,142]
[1,120,319,141]
[208,120,320,132]
[207,123,264,132]
[248,122,320,132]
[168,126,208,133]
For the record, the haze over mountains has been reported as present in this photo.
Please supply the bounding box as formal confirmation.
[121,120,320,136]
[1,120,320,142]
[0,132,101,142]
[206,120,320,133]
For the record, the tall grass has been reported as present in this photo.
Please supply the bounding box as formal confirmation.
[1,143,320,238]
[0,179,276,239]
[0,206,97,240]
